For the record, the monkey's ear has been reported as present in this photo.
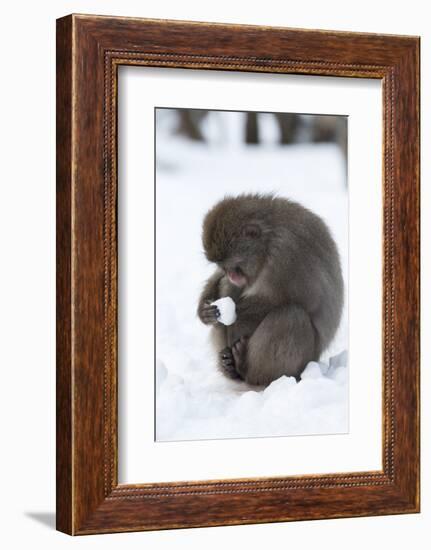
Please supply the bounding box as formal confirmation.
[243,224,261,239]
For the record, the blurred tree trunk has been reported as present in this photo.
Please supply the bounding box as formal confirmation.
[245,112,259,144]
[275,113,300,144]
[177,110,205,141]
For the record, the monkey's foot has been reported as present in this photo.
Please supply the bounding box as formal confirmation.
[231,337,248,377]
[219,347,241,380]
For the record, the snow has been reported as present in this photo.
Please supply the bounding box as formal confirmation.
[155,110,348,442]
[156,352,348,441]
[211,297,237,326]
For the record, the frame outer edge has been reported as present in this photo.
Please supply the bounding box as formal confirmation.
[57,14,421,535]
[392,38,420,510]
[56,14,74,535]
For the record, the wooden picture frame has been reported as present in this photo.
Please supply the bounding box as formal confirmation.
[56,14,420,535]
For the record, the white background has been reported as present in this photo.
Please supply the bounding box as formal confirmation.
[0,1,428,549]
[119,68,382,482]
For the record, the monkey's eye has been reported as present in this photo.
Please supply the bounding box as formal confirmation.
[243,224,261,239]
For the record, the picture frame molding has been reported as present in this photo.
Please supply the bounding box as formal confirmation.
[56,14,420,535]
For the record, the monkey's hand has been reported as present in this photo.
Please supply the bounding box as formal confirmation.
[198,300,221,325]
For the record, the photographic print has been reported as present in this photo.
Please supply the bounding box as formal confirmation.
[155,107,348,442]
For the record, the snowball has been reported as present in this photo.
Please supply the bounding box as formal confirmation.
[211,297,237,325]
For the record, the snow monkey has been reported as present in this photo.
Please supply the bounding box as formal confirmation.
[197,194,344,386]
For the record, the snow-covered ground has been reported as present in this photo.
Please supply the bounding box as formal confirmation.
[155,110,348,442]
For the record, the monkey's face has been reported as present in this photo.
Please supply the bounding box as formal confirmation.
[204,218,267,288]
[202,195,273,288]
[221,223,268,287]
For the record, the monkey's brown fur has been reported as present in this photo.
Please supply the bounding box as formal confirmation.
[197,194,344,386]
